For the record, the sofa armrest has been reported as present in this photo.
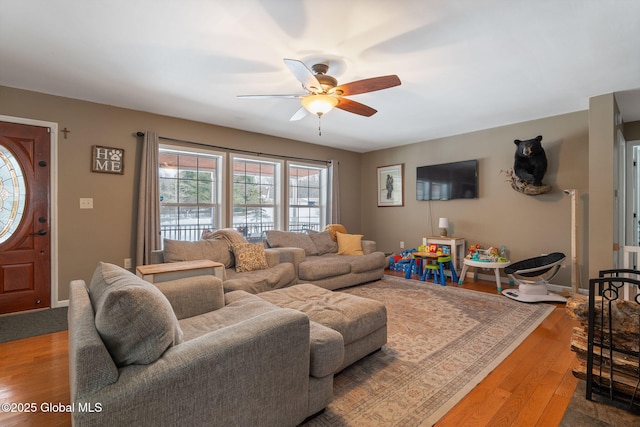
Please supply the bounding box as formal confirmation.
[68,280,119,398]
[309,321,344,377]
[74,308,312,426]
[264,248,281,268]
[149,250,164,264]
[268,247,306,265]
[154,275,225,319]
[362,240,377,255]
[266,247,306,281]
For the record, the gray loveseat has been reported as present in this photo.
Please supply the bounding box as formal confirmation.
[150,236,296,294]
[264,230,386,290]
[68,262,343,426]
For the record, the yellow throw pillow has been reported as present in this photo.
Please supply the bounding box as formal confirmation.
[232,243,269,272]
[336,232,364,255]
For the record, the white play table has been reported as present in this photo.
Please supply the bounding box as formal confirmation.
[458,258,512,292]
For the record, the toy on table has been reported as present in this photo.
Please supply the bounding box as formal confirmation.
[466,244,509,263]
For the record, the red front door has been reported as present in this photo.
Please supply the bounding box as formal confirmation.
[0,121,51,314]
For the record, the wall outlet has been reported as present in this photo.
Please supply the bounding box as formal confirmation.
[422,237,427,246]
[400,241,405,249]
[79,198,93,209]
[124,258,132,269]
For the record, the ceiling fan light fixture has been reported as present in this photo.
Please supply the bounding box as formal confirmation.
[301,94,338,116]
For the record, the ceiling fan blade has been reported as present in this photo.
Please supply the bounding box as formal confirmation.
[335,98,377,117]
[236,94,303,99]
[289,107,308,121]
[335,75,401,96]
[283,58,322,93]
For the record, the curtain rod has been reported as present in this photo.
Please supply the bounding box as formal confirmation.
[136,132,331,165]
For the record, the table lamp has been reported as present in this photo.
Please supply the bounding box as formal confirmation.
[438,217,449,237]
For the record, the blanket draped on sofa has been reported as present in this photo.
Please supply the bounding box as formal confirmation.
[202,228,247,248]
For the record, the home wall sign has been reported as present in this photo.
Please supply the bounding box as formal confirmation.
[92,145,124,175]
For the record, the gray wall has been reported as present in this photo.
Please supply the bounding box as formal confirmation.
[0,84,626,301]
[361,111,589,288]
[0,85,362,301]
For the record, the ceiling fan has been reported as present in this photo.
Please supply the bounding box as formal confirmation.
[237,59,401,130]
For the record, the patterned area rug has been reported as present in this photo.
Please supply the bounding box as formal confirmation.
[303,276,554,427]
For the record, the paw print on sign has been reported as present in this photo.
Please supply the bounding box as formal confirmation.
[109,149,122,162]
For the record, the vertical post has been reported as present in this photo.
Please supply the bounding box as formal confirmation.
[566,189,579,294]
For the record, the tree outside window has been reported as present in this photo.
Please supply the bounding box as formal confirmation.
[232,157,279,242]
[159,148,221,241]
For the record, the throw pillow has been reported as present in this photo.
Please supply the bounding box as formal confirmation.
[336,231,364,255]
[232,243,269,272]
[307,230,338,255]
[88,262,183,367]
[163,238,233,268]
[265,230,319,256]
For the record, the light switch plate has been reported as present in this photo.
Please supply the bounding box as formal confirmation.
[80,198,93,209]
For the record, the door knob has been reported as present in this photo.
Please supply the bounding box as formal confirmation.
[30,230,47,236]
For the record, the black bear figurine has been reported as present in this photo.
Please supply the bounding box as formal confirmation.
[513,135,547,186]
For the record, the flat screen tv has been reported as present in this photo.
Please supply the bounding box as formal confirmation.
[416,159,478,201]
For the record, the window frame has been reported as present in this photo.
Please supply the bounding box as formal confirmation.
[156,143,331,242]
[158,144,226,242]
[287,161,327,233]
[230,154,283,242]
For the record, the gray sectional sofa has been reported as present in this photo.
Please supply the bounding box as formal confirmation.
[68,262,343,426]
[150,228,386,293]
[264,230,386,290]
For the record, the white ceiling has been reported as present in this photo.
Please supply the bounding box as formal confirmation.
[1,0,639,153]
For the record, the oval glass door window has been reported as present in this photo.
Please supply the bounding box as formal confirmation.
[0,145,26,244]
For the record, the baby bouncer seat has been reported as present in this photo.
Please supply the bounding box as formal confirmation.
[502,252,567,303]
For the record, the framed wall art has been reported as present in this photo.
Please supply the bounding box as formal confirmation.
[377,163,404,207]
[92,145,124,175]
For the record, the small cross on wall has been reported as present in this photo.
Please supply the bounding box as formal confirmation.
[61,127,71,139]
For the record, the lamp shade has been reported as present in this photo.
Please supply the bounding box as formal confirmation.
[301,94,338,116]
[438,218,449,229]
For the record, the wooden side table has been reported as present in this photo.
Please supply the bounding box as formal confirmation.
[136,260,224,284]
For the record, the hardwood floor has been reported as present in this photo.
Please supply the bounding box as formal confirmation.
[390,271,580,426]
[0,273,579,426]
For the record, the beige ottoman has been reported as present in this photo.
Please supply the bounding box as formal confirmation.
[259,283,387,372]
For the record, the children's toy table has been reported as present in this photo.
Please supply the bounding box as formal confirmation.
[458,258,511,292]
[406,252,459,286]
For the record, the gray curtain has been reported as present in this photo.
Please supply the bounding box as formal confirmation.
[328,160,340,224]
[136,131,161,265]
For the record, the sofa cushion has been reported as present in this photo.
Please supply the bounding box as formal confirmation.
[259,283,387,346]
[266,230,319,256]
[298,256,351,281]
[347,252,386,273]
[224,263,296,294]
[232,243,269,272]
[178,291,278,341]
[336,232,364,255]
[163,238,234,268]
[307,230,338,255]
[88,262,183,367]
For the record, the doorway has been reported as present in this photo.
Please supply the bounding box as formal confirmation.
[625,141,640,244]
[0,117,58,313]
